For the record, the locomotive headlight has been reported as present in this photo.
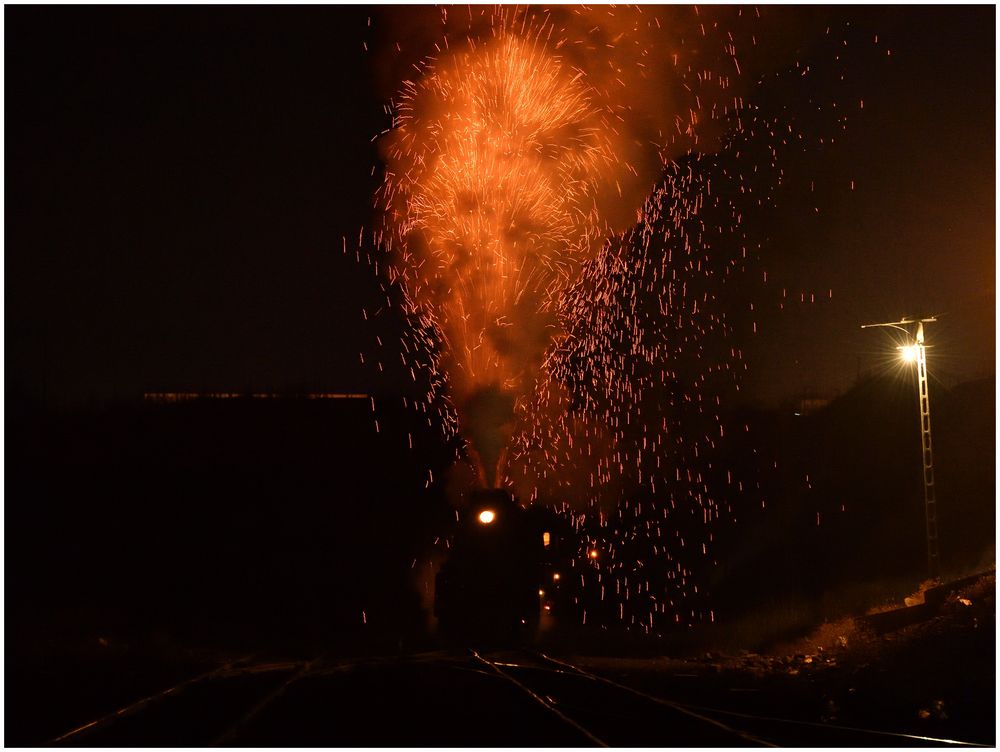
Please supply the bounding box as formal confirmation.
[478,509,496,524]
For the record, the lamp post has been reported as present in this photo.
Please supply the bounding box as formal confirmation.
[861,317,939,579]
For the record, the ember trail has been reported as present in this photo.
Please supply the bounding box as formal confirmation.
[5,5,994,747]
[374,6,785,633]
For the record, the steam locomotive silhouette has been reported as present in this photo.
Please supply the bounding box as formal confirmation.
[434,489,562,642]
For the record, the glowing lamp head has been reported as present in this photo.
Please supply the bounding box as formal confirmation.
[589,549,599,560]
[899,344,918,363]
[477,509,496,524]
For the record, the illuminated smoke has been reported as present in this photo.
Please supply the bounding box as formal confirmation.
[370,5,856,629]
[380,26,618,484]
[377,7,725,485]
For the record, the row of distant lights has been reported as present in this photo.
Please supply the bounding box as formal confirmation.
[143,392,369,402]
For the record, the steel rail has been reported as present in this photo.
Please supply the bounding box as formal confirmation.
[535,652,777,747]
[536,652,989,748]
[48,654,255,745]
[212,658,317,746]
[673,700,992,747]
[470,650,610,747]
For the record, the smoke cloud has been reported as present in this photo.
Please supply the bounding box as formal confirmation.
[374,6,792,489]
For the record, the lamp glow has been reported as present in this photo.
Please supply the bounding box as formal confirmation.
[900,344,918,363]
[477,509,496,524]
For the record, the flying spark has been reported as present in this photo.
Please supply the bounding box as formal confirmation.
[358,6,861,632]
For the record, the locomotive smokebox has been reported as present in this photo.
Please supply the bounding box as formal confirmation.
[434,489,544,643]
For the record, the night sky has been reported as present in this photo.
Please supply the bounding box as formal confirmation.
[6,5,995,409]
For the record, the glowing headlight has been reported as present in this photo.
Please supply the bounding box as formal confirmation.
[478,509,496,524]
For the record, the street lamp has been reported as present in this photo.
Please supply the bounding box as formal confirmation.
[861,317,939,579]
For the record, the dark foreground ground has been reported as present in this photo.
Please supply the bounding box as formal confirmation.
[8,573,994,747]
[6,384,993,746]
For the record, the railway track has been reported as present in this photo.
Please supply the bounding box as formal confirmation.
[48,655,260,745]
[45,649,991,747]
[471,651,991,748]
[472,650,772,746]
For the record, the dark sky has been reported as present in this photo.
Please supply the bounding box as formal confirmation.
[6,5,995,409]
[740,5,996,403]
